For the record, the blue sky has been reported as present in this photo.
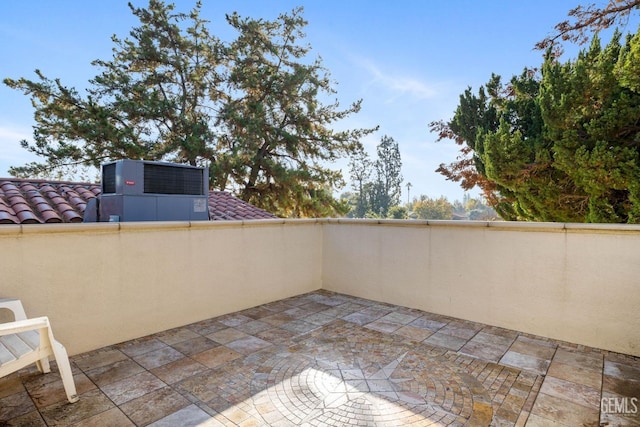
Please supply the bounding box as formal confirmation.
[1,1,636,203]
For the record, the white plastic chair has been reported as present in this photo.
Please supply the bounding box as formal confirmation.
[0,298,78,403]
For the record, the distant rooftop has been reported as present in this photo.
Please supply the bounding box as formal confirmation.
[0,178,276,224]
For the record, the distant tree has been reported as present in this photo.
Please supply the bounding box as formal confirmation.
[464,197,480,212]
[405,181,412,204]
[449,195,500,220]
[347,134,403,218]
[412,196,453,220]
[387,205,408,219]
[430,29,640,223]
[371,135,403,217]
[465,197,500,220]
[468,208,499,221]
[348,147,372,218]
[452,198,466,215]
[4,1,375,218]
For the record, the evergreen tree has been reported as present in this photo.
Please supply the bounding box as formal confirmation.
[431,28,640,223]
[348,147,372,218]
[372,135,403,217]
[218,8,372,217]
[4,1,375,217]
[5,1,223,174]
[347,135,403,218]
[387,205,408,219]
[540,31,640,222]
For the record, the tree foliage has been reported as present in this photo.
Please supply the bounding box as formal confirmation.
[346,135,403,217]
[387,205,408,219]
[348,146,372,218]
[458,194,500,220]
[411,196,453,220]
[536,0,640,49]
[4,1,374,217]
[431,29,640,223]
[372,135,403,217]
[217,10,371,217]
[5,2,223,174]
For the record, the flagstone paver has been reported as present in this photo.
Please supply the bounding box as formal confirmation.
[1,290,638,426]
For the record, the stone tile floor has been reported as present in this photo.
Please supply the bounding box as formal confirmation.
[1,290,639,426]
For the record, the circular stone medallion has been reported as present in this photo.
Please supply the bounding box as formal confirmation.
[252,348,492,426]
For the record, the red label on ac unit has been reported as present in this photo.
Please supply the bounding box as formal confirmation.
[125,180,135,185]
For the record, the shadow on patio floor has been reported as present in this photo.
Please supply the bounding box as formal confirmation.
[1,290,639,426]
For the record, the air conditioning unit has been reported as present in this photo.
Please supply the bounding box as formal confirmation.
[85,160,210,222]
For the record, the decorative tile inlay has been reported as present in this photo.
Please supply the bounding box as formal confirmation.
[2,290,637,426]
[253,352,488,425]
[237,321,522,426]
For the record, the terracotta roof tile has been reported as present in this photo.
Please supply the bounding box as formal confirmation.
[30,196,47,204]
[11,203,30,214]
[16,210,39,224]
[0,183,18,192]
[207,191,277,221]
[0,178,277,224]
[35,202,52,212]
[62,210,83,223]
[41,210,63,223]
[56,203,75,213]
[0,211,17,224]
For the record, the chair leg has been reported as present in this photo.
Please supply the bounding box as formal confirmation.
[36,357,51,373]
[51,340,79,403]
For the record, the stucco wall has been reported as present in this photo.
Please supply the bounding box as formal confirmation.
[0,220,322,354]
[1,219,638,357]
[322,219,640,357]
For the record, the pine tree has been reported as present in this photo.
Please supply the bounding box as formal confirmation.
[4,1,375,217]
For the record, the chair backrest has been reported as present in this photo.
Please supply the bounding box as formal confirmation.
[0,297,27,321]
[0,297,36,368]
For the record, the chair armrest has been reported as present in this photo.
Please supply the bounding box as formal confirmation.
[0,298,28,321]
[0,317,49,336]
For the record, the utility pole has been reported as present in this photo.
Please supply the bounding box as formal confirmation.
[406,182,412,205]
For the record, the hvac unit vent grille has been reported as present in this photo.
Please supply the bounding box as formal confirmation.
[143,163,204,195]
[102,163,116,194]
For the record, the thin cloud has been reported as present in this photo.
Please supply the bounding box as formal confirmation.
[357,58,437,101]
[0,126,29,142]
[0,125,37,176]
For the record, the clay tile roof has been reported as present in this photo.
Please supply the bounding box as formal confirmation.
[207,191,277,221]
[41,210,63,223]
[0,178,277,225]
[0,211,17,224]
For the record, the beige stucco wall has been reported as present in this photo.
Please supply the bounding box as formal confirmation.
[1,219,638,357]
[322,219,640,357]
[0,220,322,354]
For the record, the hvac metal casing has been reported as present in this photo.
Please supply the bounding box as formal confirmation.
[96,159,210,222]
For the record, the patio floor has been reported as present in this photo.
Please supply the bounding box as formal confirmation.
[1,290,639,426]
